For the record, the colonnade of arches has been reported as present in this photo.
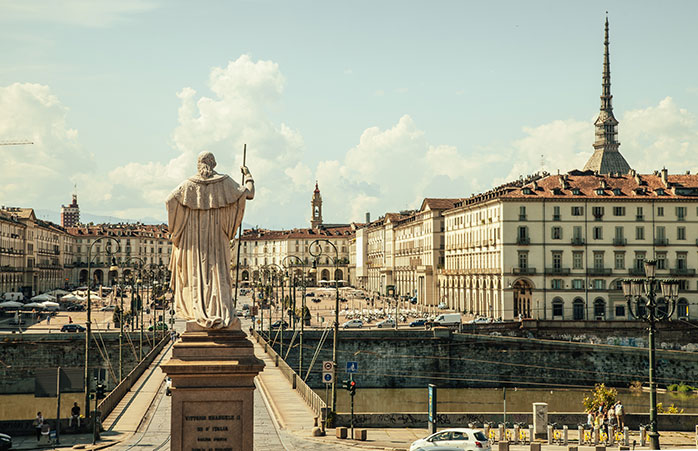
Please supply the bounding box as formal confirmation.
[437,275,502,318]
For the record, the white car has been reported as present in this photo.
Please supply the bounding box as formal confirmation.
[410,428,490,451]
[342,319,363,328]
[376,318,395,328]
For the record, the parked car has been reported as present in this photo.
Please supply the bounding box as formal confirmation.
[376,318,395,328]
[410,428,490,451]
[0,432,11,451]
[468,317,492,324]
[61,324,86,333]
[409,319,428,327]
[341,319,363,329]
[271,320,288,329]
[433,313,461,327]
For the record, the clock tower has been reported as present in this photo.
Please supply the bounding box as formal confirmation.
[311,181,323,229]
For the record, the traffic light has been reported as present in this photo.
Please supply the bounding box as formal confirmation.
[341,380,350,391]
[349,380,356,396]
[96,383,106,400]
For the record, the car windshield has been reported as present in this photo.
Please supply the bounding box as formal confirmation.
[474,431,487,441]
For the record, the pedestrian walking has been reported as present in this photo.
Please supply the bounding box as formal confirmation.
[33,412,44,441]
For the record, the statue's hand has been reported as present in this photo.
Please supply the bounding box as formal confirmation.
[241,166,251,177]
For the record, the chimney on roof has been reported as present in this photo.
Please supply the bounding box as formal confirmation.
[660,168,669,187]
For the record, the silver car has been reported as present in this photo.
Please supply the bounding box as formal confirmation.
[410,428,491,451]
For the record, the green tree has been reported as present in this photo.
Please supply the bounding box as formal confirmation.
[582,383,618,413]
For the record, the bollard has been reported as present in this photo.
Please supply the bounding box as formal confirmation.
[499,424,505,443]
[547,425,553,444]
[563,425,568,445]
[498,441,510,451]
[356,429,367,441]
[336,427,348,439]
[593,426,599,446]
[639,426,646,447]
[578,426,584,445]
[623,426,629,446]
[529,425,535,445]
[514,424,520,444]
[530,442,541,451]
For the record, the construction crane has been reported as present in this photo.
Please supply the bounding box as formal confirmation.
[0,139,33,146]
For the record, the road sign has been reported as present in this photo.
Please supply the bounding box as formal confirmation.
[322,361,333,372]
[346,361,358,373]
[322,372,334,384]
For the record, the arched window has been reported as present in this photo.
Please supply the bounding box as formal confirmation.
[573,298,585,320]
[677,298,689,319]
[552,297,564,318]
[594,298,606,319]
[657,297,669,317]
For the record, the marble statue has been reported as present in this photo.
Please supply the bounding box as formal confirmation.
[166,151,254,329]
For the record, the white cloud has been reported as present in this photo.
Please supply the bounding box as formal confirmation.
[0,0,159,27]
[0,82,96,207]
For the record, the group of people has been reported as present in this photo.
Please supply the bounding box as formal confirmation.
[587,400,625,436]
[33,403,82,441]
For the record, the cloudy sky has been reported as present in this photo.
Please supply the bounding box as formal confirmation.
[2,1,698,228]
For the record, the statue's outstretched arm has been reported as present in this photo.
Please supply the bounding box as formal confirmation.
[241,166,255,200]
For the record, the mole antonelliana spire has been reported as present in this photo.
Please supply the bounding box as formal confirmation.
[583,15,631,174]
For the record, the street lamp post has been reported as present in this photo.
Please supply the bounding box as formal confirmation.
[83,236,120,434]
[309,239,339,421]
[622,259,679,451]
[282,255,306,375]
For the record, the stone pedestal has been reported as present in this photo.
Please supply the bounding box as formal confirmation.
[162,321,265,451]
[532,402,548,438]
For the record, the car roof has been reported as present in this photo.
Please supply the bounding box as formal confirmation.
[432,428,481,434]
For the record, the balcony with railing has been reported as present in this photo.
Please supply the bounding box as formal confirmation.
[670,267,696,276]
[545,267,571,275]
[571,237,585,246]
[636,215,644,221]
[612,238,627,246]
[513,267,536,275]
[654,238,669,246]
[629,267,645,276]
[552,214,561,221]
[587,267,612,276]
[516,236,530,245]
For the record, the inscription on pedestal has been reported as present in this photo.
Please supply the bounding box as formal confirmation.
[183,400,243,451]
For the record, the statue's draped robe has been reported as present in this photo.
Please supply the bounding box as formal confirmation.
[166,173,246,329]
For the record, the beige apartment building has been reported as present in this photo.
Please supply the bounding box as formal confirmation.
[68,223,171,286]
[439,169,698,321]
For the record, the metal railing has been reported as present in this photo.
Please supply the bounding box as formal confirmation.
[670,267,696,276]
[545,267,571,275]
[513,267,536,275]
[586,267,612,276]
[252,329,326,417]
[571,237,585,245]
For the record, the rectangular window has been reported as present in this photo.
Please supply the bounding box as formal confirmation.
[613,206,626,216]
[552,302,563,317]
[614,252,625,270]
[636,226,645,240]
[657,226,666,240]
[636,206,644,221]
[615,305,626,318]
[592,206,604,220]
[551,279,563,289]
[552,251,563,269]
[634,251,646,270]
[519,206,526,220]
[572,279,584,290]
[573,251,583,269]
[677,252,687,270]
[656,252,667,270]
[593,227,603,240]
[518,251,528,269]
[553,206,561,221]
[678,226,686,240]
[615,226,624,239]
[551,226,562,240]
[593,251,604,269]
[593,279,606,290]
[571,206,583,216]
[657,206,664,216]
[676,206,687,221]
[573,226,582,239]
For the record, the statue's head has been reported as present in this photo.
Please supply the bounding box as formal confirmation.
[197,151,217,178]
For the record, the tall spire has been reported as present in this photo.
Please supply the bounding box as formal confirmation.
[583,15,631,174]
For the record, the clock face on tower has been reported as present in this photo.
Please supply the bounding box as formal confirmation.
[314,206,319,217]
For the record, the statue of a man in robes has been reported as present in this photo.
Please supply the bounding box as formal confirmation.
[166,151,254,329]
